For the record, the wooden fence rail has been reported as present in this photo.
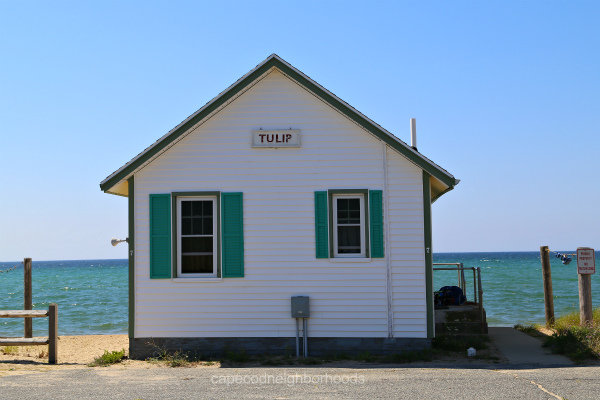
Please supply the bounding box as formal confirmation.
[0,303,57,364]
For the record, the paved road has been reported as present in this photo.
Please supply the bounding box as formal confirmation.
[1,364,599,400]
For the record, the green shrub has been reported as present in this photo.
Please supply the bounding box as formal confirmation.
[545,325,600,361]
[89,349,126,366]
[147,349,190,367]
[165,351,189,367]
[1,346,18,355]
[542,308,600,362]
[553,308,600,330]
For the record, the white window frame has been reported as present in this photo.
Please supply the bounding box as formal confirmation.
[176,196,218,278]
[332,193,366,258]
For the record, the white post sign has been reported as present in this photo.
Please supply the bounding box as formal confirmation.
[252,130,301,148]
[577,247,596,274]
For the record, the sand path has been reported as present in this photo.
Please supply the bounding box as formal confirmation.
[0,335,144,371]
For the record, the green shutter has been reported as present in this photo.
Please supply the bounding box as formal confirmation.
[369,190,384,258]
[149,194,172,279]
[314,191,329,258]
[221,192,244,277]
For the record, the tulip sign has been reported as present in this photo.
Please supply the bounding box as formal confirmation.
[252,130,301,148]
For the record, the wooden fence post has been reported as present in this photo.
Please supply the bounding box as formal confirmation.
[540,246,555,326]
[578,274,593,325]
[576,247,595,325]
[24,258,32,338]
[48,303,57,364]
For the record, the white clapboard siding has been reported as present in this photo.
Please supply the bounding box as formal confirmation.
[134,69,427,338]
[386,146,427,337]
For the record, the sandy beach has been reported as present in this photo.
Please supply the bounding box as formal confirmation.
[0,335,137,371]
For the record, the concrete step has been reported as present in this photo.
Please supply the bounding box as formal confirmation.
[435,305,487,335]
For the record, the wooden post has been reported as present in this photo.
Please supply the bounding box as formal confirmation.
[48,303,57,364]
[578,274,593,325]
[472,268,477,304]
[477,267,485,333]
[540,246,555,326]
[24,258,32,338]
[576,247,595,326]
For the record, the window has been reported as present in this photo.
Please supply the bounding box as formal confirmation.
[314,189,383,260]
[332,193,367,258]
[176,196,217,277]
[149,191,244,279]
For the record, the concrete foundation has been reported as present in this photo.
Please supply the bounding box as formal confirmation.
[130,337,431,359]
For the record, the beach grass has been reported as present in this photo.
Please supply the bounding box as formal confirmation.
[553,308,600,330]
[88,349,127,366]
[514,323,546,338]
[545,309,600,361]
[1,346,19,355]
[517,308,600,362]
[147,349,191,367]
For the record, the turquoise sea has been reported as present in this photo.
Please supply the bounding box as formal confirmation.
[0,260,127,337]
[434,251,600,326]
[0,252,598,336]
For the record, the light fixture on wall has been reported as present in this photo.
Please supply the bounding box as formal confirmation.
[111,238,129,247]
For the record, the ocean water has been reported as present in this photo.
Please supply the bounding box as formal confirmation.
[0,252,598,336]
[434,251,600,326]
[0,259,127,337]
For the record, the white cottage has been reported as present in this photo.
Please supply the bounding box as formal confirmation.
[100,54,458,358]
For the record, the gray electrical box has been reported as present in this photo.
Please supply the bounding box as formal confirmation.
[291,296,310,318]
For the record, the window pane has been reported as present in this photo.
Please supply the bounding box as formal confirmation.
[182,200,213,235]
[182,237,213,253]
[337,198,361,224]
[338,225,361,253]
[182,201,192,217]
[202,217,213,235]
[191,201,203,217]
[181,217,192,235]
[348,210,360,224]
[182,255,213,273]
[203,201,213,217]
[337,210,348,223]
[348,198,360,212]
[191,217,202,235]
[187,217,213,235]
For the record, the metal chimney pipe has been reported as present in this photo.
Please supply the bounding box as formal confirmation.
[410,118,417,150]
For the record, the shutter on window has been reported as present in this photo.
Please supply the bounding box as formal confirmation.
[221,192,244,277]
[149,194,172,279]
[369,190,384,258]
[314,191,329,258]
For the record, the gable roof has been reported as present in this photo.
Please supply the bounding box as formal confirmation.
[100,54,459,197]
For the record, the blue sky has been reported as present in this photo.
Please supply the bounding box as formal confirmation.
[1,1,598,261]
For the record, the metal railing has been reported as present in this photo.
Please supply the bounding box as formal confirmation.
[433,263,485,333]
